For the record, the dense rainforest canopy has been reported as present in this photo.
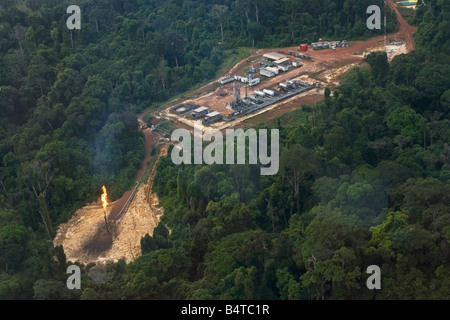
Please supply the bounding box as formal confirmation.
[0,0,449,300]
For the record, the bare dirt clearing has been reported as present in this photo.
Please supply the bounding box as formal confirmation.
[54,135,169,265]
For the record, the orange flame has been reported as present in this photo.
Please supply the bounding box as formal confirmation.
[101,186,108,211]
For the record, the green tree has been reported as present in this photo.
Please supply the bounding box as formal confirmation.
[209,5,229,45]
[280,145,319,196]
[364,51,389,87]
[21,160,54,239]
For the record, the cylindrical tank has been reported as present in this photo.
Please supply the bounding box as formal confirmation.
[300,44,308,52]
[254,90,265,97]
[263,89,275,97]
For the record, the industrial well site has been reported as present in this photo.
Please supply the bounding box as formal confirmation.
[159,35,410,132]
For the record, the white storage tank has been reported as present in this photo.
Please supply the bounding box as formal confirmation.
[263,89,275,97]
[254,90,265,97]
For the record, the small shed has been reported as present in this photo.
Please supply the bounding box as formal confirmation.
[266,67,280,75]
[204,112,221,123]
[293,60,303,67]
[263,52,287,62]
[249,78,261,86]
[274,58,290,66]
[260,68,275,78]
[192,107,209,118]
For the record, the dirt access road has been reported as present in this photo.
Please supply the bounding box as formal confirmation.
[386,0,416,51]
[107,115,159,221]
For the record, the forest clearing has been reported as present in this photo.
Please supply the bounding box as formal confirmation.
[53,0,416,265]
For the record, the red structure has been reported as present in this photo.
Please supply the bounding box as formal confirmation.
[300,44,308,52]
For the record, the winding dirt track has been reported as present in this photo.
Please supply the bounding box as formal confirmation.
[386,0,416,51]
[107,116,157,221]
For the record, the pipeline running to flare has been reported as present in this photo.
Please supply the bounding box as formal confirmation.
[103,209,110,233]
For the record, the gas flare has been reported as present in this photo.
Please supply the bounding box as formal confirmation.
[101,186,108,211]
